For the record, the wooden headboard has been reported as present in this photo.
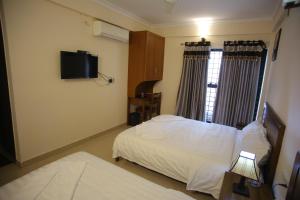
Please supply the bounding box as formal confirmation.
[262,102,286,185]
[286,151,300,200]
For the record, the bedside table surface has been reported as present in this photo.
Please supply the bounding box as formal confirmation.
[219,172,273,200]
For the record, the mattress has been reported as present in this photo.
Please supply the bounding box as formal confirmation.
[0,152,195,200]
[113,115,238,199]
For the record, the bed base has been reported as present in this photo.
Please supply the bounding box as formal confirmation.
[113,102,285,190]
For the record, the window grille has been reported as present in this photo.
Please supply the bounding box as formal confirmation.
[205,50,223,122]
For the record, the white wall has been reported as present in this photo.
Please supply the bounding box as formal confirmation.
[152,19,273,37]
[1,0,147,162]
[267,8,300,184]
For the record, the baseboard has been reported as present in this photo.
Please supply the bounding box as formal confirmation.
[16,123,127,167]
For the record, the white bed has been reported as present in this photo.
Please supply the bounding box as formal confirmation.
[113,115,270,199]
[0,152,195,200]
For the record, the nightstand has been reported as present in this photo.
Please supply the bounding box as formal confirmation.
[219,172,273,200]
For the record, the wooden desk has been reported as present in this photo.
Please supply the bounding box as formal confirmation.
[219,172,273,200]
[127,93,161,125]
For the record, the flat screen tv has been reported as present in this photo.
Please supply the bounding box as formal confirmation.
[60,51,98,79]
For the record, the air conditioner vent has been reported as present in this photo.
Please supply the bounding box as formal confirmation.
[93,21,129,43]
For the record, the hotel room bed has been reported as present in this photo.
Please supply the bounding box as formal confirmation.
[0,152,195,200]
[113,103,285,199]
[114,115,238,198]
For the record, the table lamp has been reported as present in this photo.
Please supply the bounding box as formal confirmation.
[230,151,259,197]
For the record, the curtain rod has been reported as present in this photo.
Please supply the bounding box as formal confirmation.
[285,3,300,15]
[46,0,131,31]
[181,40,266,47]
[171,32,271,42]
[284,2,300,9]
[180,38,209,46]
[180,38,270,46]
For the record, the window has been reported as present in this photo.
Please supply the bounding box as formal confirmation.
[204,49,267,122]
[205,50,223,122]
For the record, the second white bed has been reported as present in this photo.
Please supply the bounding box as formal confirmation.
[113,115,239,199]
[0,152,195,200]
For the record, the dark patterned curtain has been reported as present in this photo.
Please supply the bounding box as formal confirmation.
[176,41,211,121]
[213,40,266,126]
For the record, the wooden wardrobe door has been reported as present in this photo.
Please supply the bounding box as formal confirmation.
[128,31,147,97]
[145,32,156,81]
[153,35,165,80]
[145,32,164,81]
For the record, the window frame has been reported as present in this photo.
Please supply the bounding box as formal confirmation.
[205,48,223,123]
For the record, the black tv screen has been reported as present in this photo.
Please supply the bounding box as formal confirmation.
[60,51,98,79]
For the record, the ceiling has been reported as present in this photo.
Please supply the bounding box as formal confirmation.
[95,0,281,26]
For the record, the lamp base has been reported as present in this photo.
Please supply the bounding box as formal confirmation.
[233,183,250,197]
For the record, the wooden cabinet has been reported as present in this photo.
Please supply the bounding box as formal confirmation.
[127,31,165,125]
[145,32,164,81]
[128,31,165,98]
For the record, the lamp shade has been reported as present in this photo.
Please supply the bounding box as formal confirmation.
[230,151,259,181]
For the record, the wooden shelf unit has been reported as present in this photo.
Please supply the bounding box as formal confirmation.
[128,93,161,124]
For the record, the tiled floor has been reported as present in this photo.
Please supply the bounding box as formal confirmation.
[0,125,214,200]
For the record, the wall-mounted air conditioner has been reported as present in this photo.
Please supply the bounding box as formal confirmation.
[93,21,129,43]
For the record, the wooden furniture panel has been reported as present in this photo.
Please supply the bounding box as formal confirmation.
[145,32,165,81]
[155,35,165,80]
[127,31,164,124]
[128,31,147,97]
[145,32,156,81]
[128,93,161,124]
[219,172,273,200]
[262,102,286,185]
[128,31,165,98]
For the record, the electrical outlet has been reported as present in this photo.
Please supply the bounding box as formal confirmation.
[108,78,114,83]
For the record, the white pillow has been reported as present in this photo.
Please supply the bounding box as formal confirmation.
[242,120,266,135]
[236,121,271,166]
[240,133,271,165]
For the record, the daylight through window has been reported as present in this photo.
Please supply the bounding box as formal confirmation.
[205,50,223,122]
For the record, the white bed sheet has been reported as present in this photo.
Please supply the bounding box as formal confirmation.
[0,152,195,200]
[113,115,238,199]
